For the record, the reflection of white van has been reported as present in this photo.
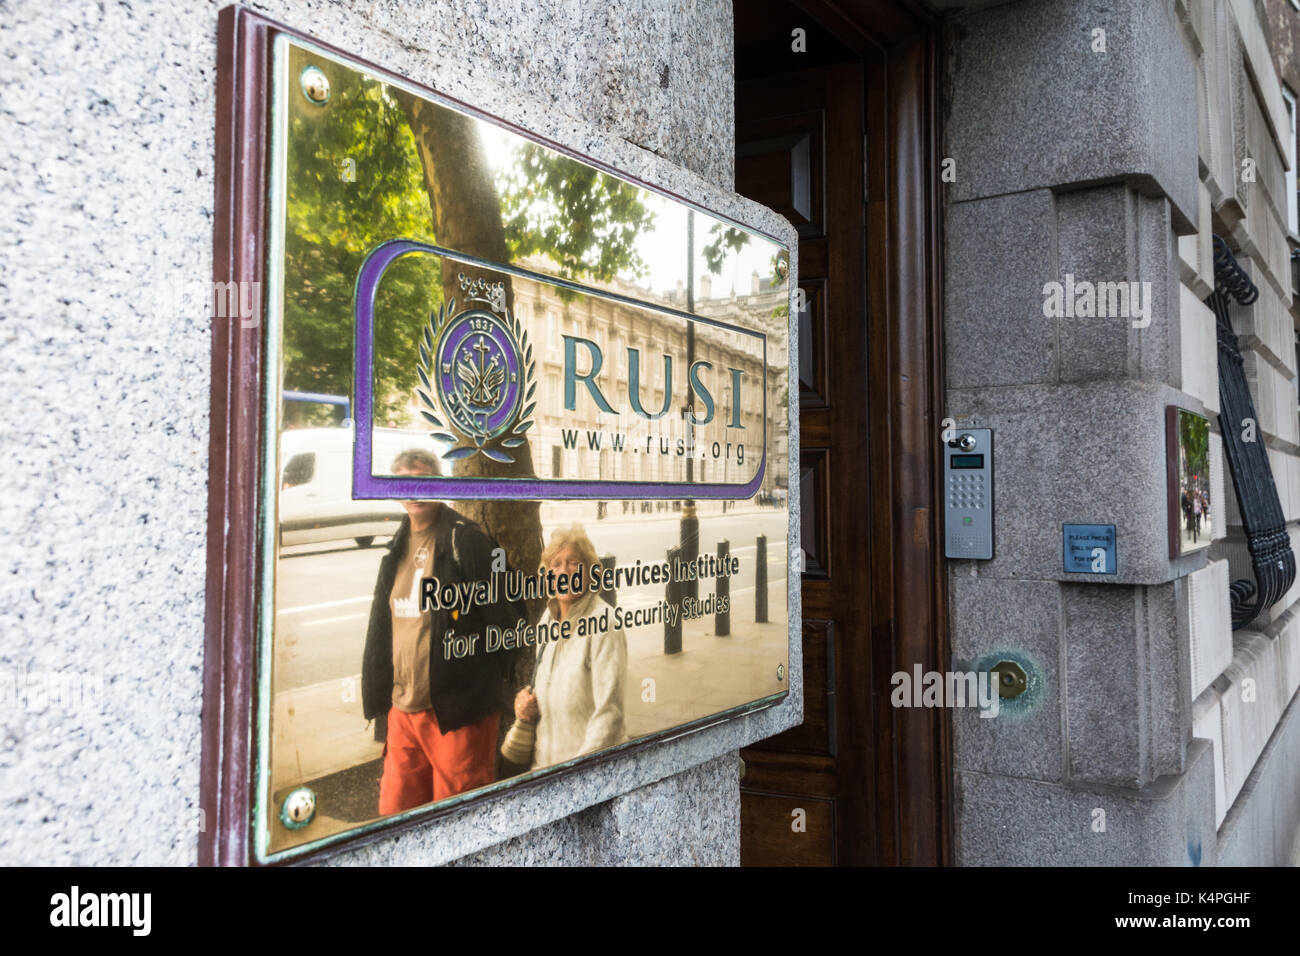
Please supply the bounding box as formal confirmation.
[277,426,447,548]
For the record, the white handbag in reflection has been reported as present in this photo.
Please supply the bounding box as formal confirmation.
[500,715,536,765]
[502,682,537,765]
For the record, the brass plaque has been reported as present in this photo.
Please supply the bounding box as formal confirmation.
[258,37,791,859]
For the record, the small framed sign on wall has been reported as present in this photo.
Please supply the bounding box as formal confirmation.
[1165,406,1213,558]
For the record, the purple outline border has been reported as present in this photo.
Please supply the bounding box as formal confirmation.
[353,239,769,500]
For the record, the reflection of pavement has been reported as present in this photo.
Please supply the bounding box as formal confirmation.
[623,578,788,740]
[272,672,380,788]
[1179,514,1213,553]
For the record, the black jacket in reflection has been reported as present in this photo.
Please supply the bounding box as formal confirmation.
[361,505,525,736]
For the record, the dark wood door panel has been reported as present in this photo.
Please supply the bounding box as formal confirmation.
[735,110,825,237]
[735,0,949,868]
[799,451,831,579]
[798,238,829,278]
[747,620,837,756]
[742,747,836,780]
[800,416,833,449]
[797,279,829,406]
[740,792,837,866]
[738,58,869,867]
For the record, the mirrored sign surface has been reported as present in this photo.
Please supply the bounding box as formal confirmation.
[1170,408,1213,556]
[258,37,791,859]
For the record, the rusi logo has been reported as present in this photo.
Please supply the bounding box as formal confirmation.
[890,665,999,717]
[49,886,151,936]
[1041,273,1151,329]
[417,273,534,465]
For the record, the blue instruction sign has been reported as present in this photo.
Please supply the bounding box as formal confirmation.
[1063,524,1117,575]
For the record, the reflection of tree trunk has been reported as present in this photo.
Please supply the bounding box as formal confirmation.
[398,92,543,588]
[399,92,543,770]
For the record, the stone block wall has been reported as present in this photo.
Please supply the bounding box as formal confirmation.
[946,0,1300,865]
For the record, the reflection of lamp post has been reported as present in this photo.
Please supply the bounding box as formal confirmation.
[681,211,699,603]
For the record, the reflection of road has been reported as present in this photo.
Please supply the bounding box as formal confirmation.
[272,508,790,694]
[274,543,383,695]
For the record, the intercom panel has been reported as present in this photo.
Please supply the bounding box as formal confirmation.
[944,428,993,560]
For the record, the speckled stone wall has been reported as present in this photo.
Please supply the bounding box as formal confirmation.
[0,0,802,865]
[945,0,1300,866]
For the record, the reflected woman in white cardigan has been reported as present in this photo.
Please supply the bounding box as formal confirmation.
[513,525,627,768]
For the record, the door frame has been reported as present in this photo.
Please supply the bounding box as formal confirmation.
[786,0,951,865]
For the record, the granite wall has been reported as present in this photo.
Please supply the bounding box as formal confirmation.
[946,0,1300,866]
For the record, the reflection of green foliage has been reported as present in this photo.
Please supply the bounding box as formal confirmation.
[283,54,440,424]
[1180,412,1209,483]
[770,250,787,288]
[767,250,791,320]
[702,223,749,275]
[498,145,654,290]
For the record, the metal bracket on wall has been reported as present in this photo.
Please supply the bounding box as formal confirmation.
[1207,235,1297,629]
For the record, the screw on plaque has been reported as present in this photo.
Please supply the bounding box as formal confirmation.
[775,252,790,280]
[991,660,1027,699]
[280,786,317,829]
[777,662,786,681]
[300,65,330,105]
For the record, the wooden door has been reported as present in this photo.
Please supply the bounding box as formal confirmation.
[736,60,876,866]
